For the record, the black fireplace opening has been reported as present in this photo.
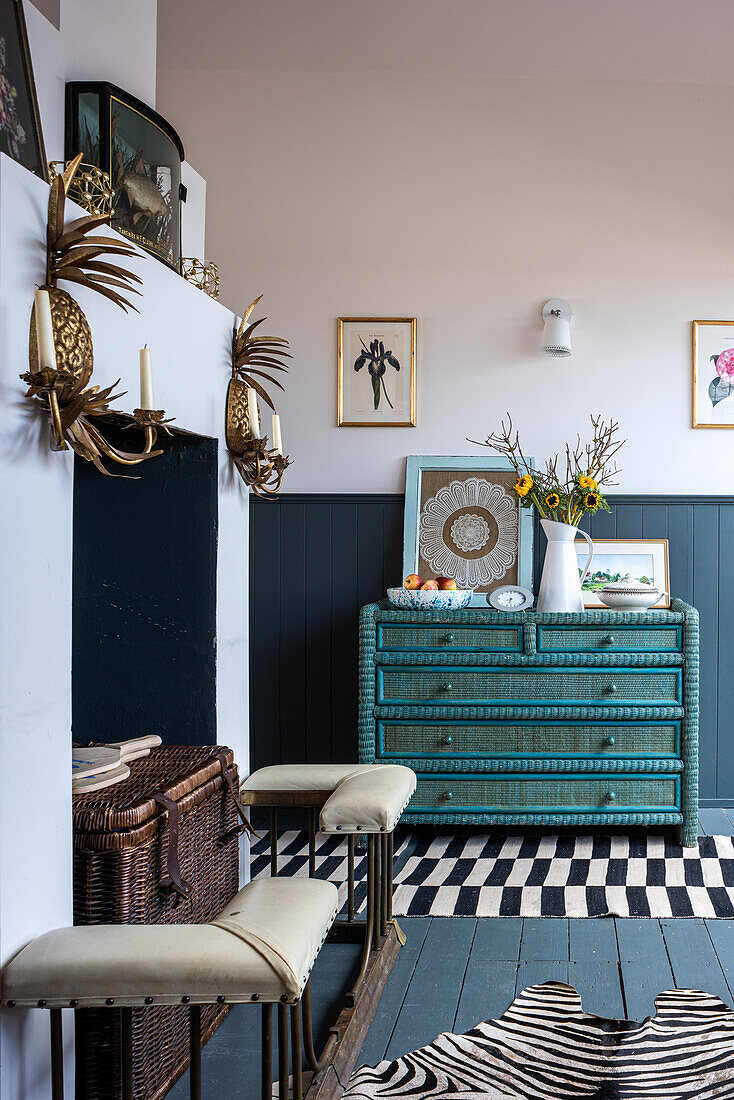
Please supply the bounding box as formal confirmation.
[72,427,218,746]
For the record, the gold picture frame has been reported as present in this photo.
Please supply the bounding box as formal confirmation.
[692,319,734,429]
[573,538,671,609]
[337,317,416,427]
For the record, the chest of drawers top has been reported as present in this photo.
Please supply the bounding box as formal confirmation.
[363,599,693,659]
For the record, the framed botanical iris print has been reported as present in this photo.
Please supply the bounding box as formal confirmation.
[0,0,47,180]
[403,456,534,607]
[692,320,734,428]
[338,317,416,426]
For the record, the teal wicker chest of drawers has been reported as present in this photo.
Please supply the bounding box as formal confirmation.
[358,599,699,846]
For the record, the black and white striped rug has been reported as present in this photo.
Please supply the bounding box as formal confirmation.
[345,982,734,1098]
[252,830,734,918]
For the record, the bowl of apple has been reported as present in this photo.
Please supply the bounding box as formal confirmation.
[387,576,473,610]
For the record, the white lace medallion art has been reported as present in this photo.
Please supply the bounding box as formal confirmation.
[418,477,519,590]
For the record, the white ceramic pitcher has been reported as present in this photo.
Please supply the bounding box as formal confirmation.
[536,519,594,613]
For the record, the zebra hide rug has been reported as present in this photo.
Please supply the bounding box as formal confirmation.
[345,982,734,1099]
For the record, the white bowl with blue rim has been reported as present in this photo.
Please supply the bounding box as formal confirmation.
[386,587,473,610]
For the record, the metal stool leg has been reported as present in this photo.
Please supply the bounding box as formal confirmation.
[308,808,317,878]
[371,835,381,946]
[347,834,356,922]
[270,809,278,876]
[302,980,337,1075]
[121,1007,133,1100]
[50,1009,64,1100]
[380,833,389,937]
[261,1004,273,1100]
[346,834,375,1005]
[290,1001,303,1100]
[189,1005,201,1100]
[387,832,394,920]
[278,1002,289,1100]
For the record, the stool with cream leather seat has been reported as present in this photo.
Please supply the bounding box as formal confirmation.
[240,764,416,1003]
[1,877,338,1100]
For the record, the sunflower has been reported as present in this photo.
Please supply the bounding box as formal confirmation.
[514,474,533,498]
[579,474,598,491]
[582,490,601,512]
[544,491,561,511]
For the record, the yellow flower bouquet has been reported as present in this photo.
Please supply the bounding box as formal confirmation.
[479,413,624,527]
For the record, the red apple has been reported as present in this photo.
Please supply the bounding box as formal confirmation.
[420,580,439,591]
[437,577,457,590]
[404,574,423,590]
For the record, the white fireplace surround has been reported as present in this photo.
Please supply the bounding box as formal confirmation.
[0,154,249,1099]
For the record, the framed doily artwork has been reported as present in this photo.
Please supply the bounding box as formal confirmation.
[403,456,534,607]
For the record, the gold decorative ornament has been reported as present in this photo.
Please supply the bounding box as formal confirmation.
[21,154,173,475]
[48,160,114,219]
[180,257,220,299]
[226,295,292,495]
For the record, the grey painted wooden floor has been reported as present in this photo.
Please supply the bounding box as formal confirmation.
[168,810,734,1096]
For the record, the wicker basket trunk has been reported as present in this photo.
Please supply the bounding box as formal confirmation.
[72,745,242,1100]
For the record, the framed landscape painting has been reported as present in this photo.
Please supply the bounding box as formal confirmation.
[0,0,47,180]
[575,538,670,608]
[692,320,734,428]
[403,456,534,607]
[338,317,416,426]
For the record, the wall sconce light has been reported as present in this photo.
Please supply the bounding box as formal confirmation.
[541,299,573,357]
[20,155,172,476]
[226,295,292,496]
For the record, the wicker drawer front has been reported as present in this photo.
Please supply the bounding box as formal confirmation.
[537,626,681,652]
[379,722,679,757]
[377,624,522,652]
[377,667,681,705]
[409,775,680,812]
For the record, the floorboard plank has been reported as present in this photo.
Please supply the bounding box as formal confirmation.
[698,809,731,836]
[616,918,674,1022]
[519,919,569,961]
[569,918,618,964]
[569,959,625,1019]
[516,960,569,992]
[470,918,523,961]
[454,960,518,1033]
[356,917,431,1067]
[384,918,476,1060]
[661,918,732,1006]
[704,919,734,1001]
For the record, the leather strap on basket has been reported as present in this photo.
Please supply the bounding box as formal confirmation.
[215,748,258,845]
[152,792,193,902]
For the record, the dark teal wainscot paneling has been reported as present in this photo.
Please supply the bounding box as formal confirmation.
[250,493,734,805]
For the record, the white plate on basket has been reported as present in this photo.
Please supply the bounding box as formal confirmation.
[386,587,473,610]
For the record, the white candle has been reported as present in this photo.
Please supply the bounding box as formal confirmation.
[271,413,282,455]
[246,386,260,438]
[34,289,56,370]
[139,347,154,410]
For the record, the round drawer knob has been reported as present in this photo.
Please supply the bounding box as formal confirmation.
[605,736,616,747]
[440,682,453,692]
[606,791,617,802]
[606,683,618,694]
[604,635,615,645]
[443,790,454,801]
[442,734,453,746]
[443,634,455,644]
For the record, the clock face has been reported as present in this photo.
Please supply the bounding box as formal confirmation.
[488,585,534,611]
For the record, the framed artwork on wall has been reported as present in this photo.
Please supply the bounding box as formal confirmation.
[692,320,734,428]
[337,317,416,426]
[403,456,534,607]
[574,538,670,608]
[0,0,47,180]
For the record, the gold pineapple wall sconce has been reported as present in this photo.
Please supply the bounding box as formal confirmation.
[21,155,173,475]
[226,294,292,496]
